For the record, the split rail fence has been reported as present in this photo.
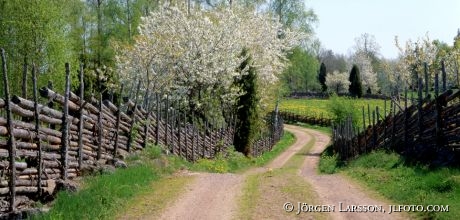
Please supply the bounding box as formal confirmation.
[333,62,460,165]
[0,49,283,213]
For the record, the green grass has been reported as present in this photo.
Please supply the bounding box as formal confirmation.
[31,146,190,220]
[279,97,393,126]
[238,131,326,220]
[191,131,296,173]
[318,148,460,220]
[32,132,296,219]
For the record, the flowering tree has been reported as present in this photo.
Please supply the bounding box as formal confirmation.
[326,71,350,94]
[352,51,379,94]
[395,34,438,89]
[116,6,301,120]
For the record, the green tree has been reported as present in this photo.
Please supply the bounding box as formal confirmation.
[318,62,327,91]
[349,64,363,98]
[281,47,320,93]
[234,51,260,156]
[0,0,79,96]
[269,0,317,34]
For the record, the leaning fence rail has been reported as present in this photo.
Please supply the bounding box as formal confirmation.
[332,63,460,166]
[0,50,283,214]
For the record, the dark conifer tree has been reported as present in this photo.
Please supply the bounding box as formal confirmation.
[349,64,363,98]
[318,62,327,92]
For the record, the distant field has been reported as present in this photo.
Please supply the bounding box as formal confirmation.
[278,97,395,126]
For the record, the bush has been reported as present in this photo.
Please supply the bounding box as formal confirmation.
[327,94,359,127]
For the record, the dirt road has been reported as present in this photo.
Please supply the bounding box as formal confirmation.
[287,125,407,220]
[151,125,408,219]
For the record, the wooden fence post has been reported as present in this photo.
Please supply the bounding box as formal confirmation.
[372,110,376,150]
[32,64,43,196]
[113,84,123,158]
[435,71,445,150]
[403,88,408,147]
[191,112,195,161]
[203,120,208,158]
[127,80,141,152]
[78,64,85,168]
[362,106,366,131]
[424,62,429,98]
[143,99,151,148]
[417,77,423,143]
[184,111,188,159]
[2,48,17,212]
[165,96,169,149]
[391,100,396,147]
[170,106,175,153]
[155,93,160,146]
[178,110,182,157]
[61,63,71,180]
[441,60,447,92]
[97,94,103,160]
[47,81,55,130]
[367,104,371,127]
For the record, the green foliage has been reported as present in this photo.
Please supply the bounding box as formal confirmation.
[32,165,159,220]
[143,144,163,159]
[269,0,318,34]
[234,51,260,155]
[317,143,342,174]
[327,94,359,127]
[281,47,320,93]
[276,97,391,127]
[192,131,296,173]
[342,150,460,220]
[32,144,189,220]
[349,64,363,98]
[0,0,80,96]
[318,62,327,92]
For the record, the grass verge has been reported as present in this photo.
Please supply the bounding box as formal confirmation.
[239,132,326,220]
[31,146,190,220]
[318,148,460,220]
[190,131,296,173]
[31,131,296,219]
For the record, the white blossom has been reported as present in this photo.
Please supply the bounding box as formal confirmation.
[326,71,350,94]
[115,6,302,109]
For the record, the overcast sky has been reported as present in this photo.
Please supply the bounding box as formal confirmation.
[306,0,460,59]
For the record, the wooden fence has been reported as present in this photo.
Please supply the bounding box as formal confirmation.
[332,65,460,166]
[0,49,283,214]
[279,111,332,127]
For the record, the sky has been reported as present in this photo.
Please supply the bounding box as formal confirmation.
[306,0,460,59]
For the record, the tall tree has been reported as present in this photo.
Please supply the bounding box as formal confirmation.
[318,49,348,73]
[353,51,378,94]
[349,64,363,98]
[0,0,79,95]
[318,62,327,91]
[269,0,317,34]
[234,51,259,156]
[116,6,302,123]
[281,47,320,93]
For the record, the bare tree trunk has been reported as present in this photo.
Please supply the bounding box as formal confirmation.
[126,0,132,40]
[22,56,28,98]
[96,0,103,67]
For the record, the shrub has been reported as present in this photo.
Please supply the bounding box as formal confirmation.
[327,94,359,127]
